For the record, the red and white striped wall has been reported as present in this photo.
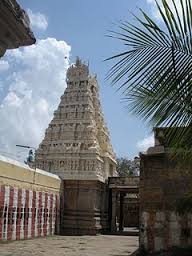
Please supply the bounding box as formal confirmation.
[0,185,59,241]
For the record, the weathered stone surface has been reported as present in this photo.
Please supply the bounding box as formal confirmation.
[109,177,140,189]
[140,128,192,254]
[60,180,109,235]
[0,0,36,57]
[0,235,139,256]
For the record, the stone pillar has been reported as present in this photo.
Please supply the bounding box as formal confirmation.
[111,190,117,232]
[119,192,124,231]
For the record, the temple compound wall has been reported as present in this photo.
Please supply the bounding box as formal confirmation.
[0,156,61,241]
[140,128,192,254]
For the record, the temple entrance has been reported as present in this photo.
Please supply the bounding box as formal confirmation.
[108,177,140,235]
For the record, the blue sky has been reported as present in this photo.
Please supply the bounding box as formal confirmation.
[0,0,161,160]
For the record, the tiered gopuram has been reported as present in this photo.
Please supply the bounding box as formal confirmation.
[35,57,116,182]
[35,58,116,235]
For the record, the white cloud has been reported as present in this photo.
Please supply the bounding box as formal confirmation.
[137,135,154,153]
[0,60,9,72]
[0,37,71,161]
[27,9,48,31]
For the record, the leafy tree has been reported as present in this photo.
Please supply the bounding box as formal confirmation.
[116,157,140,177]
[116,157,131,177]
[107,0,192,158]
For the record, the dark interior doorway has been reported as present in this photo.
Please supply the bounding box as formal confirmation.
[108,177,140,235]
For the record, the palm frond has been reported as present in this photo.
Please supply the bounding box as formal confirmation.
[107,0,192,155]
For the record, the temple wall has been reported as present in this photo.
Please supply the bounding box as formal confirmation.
[140,153,192,254]
[0,156,61,241]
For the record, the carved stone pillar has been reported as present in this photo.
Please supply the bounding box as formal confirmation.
[111,190,117,232]
[119,192,125,231]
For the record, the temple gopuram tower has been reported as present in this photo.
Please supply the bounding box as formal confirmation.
[35,57,117,234]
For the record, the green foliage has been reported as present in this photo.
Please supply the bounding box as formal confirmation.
[116,157,139,176]
[107,0,192,158]
[116,157,130,176]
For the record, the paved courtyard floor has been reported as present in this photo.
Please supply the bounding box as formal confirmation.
[0,235,138,256]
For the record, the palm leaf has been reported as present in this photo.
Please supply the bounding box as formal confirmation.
[107,0,192,157]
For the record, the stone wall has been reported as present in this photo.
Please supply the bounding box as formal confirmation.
[0,156,61,241]
[140,152,192,254]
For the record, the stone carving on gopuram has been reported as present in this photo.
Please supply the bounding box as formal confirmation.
[35,57,117,183]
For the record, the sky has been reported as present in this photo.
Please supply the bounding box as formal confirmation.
[0,0,168,161]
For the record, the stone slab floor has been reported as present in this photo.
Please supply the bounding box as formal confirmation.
[0,235,138,256]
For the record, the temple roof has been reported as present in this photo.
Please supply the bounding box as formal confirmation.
[0,0,36,56]
[67,57,89,81]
